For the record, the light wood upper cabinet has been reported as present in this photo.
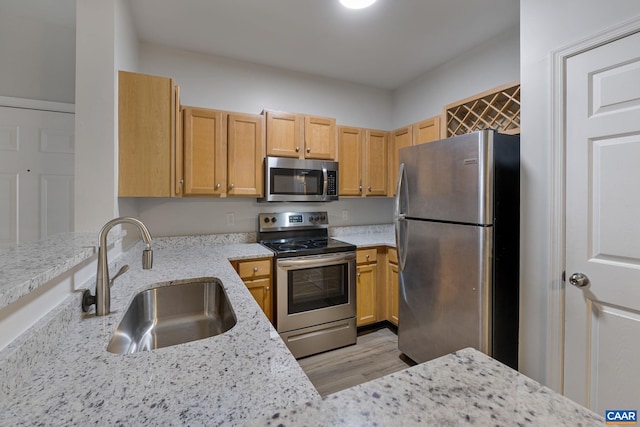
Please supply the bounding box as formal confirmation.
[227,113,265,197]
[118,71,180,197]
[304,115,336,160]
[265,110,303,158]
[265,110,337,160]
[388,125,413,196]
[364,129,387,196]
[412,116,441,145]
[338,126,363,196]
[182,107,227,196]
[338,126,387,197]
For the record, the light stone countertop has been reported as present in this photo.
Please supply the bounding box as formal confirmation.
[252,347,604,426]
[0,232,97,310]
[330,224,396,248]
[0,228,604,426]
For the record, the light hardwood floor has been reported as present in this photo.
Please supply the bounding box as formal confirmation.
[297,325,414,396]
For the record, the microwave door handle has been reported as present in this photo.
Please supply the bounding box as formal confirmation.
[322,166,328,200]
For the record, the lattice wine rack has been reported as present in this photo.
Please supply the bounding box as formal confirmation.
[443,82,520,137]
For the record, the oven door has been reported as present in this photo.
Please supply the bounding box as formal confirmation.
[276,251,356,333]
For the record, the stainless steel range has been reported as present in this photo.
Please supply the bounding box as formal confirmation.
[258,211,357,359]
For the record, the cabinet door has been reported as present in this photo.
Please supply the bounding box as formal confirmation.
[265,110,303,158]
[364,129,387,196]
[182,107,227,196]
[304,116,336,160]
[356,263,377,326]
[388,259,399,326]
[245,278,273,323]
[338,126,363,196]
[389,126,413,196]
[227,113,265,197]
[118,71,176,197]
[413,116,441,145]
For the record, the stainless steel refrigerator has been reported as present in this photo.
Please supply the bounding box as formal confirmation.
[394,129,519,369]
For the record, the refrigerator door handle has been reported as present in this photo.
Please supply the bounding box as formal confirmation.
[394,162,408,272]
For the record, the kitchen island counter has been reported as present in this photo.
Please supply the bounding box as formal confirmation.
[0,233,603,425]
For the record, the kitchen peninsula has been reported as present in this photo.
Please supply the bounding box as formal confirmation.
[0,230,603,425]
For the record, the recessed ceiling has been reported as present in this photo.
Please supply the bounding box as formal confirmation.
[129,0,519,90]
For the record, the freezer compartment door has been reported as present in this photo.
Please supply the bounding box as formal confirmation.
[398,219,492,364]
[399,130,493,225]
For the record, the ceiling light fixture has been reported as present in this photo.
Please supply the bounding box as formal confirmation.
[339,0,377,10]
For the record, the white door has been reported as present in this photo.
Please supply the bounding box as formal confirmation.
[0,106,74,245]
[564,31,640,412]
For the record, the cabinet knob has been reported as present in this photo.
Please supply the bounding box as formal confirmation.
[368,186,372,192]
[357,272,361,278]
[306,147,311,153]
[265,287,270,292]
[253,267,259,272]
[296,146,300,152]
[229,183,235,189]
[179,179,184,185]
[359,185,363,192]
[215,183,221,189]
[366,254,370,259]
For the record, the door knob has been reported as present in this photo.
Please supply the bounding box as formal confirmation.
[569,272,590,288]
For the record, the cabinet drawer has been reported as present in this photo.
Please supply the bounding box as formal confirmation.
[388,248,398,264]
[237,259,272,279]
[357,248,377,264]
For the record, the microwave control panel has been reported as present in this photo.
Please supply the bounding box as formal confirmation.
[327,170,337,196]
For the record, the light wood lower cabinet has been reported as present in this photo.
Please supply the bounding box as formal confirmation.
[387,248,399,326]
[232,258,273,323]
[356,248,378,326]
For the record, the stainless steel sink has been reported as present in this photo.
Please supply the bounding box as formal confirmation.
[107,279,236,354]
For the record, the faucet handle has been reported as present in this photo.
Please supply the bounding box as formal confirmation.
[81,289,96,312]
[142,249,153,270]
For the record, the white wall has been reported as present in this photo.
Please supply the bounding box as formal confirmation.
[519,0,640,387]
[392,25,520,129]
[139,44,392,130]
[75,0,118,232]
[0,5,75,103]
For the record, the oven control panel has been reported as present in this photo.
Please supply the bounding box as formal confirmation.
[259,211,328,231]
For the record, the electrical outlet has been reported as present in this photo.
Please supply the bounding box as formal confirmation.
[342,210,349,221]
[226,213,235,227]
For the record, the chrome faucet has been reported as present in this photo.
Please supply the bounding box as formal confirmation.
[82,217,153,316]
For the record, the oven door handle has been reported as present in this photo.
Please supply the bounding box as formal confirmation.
[277,252,355,269]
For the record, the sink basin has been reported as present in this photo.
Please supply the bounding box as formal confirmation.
[107,278,237,354]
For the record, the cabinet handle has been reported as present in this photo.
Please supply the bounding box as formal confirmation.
[296,146,300,152]
[253,267,259,272]
[215,183,221,189]
[229,183,235,190]
[306,147,311,153]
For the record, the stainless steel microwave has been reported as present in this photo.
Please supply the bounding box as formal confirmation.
[259,156,339,202]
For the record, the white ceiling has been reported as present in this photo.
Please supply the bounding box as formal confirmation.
[129,0,520,90]
[0,0,520,91]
